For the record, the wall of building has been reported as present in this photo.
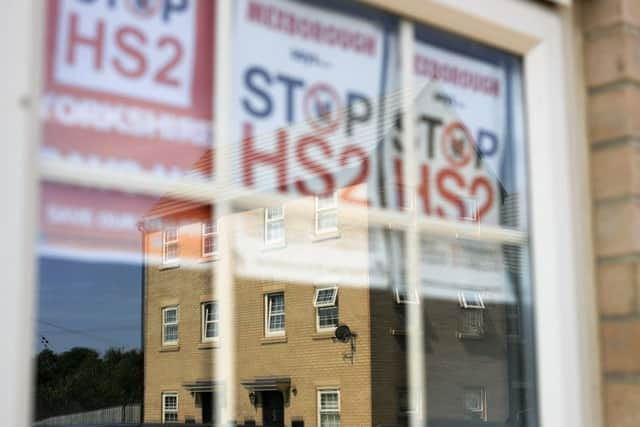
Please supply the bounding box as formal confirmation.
[584,1,640,426]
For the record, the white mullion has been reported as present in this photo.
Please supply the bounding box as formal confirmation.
[400,20,427,427]
[213,0,234,424]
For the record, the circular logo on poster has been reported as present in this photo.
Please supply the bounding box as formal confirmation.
[440,121,474,167]
[303,83,342,135]
[124,0,163,19]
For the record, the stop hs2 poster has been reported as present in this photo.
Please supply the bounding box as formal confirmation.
[232,0,525,300]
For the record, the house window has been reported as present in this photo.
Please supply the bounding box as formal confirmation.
[265,292,285,336]
[202,302,219,342]
[463,388,487,421]
[457,291,485,338]
[162,227,179,264]
[318,389,340,427]
[315,192,338,234]
[162,307,179,345]
[394,274,420,304]
[458,291,485,309]
[162,392,178,423]
[314,287,339,331]
[264,206,285,246]
[202,220,218,257]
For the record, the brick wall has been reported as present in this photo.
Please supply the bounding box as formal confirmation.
[584,1,640,426]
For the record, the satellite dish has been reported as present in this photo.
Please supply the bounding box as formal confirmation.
[335,324,352,343]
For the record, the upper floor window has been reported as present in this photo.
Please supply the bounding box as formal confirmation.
[315,192,338,235]
[162,227,179,265]
[318,389,340,427]
[314,286,339,331]
[458,291,485,309]
[264,206,285,246]
[458,291,485,339]
[162,392,178,423]
[202,302,219,342]
[265,292,285,337]
[202,220,218,258]
[162,306,179,346]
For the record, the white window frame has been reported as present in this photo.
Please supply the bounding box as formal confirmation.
[202,220,218,258]
[314,286,339,332]
[10,2,598,427]
[162,306,179,346]
[317,388,340,427]
[394,287,420,305]
[202,301,219,342]
[458,291,485,309]
[162,226,179,265]
[162,392,179,424]
[264,292,286,337]
[264,206,285,246]
[315,192,338,235]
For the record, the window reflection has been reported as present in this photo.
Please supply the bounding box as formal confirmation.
[34,1,535,427]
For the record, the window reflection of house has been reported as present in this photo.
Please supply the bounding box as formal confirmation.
[140,184,527,426]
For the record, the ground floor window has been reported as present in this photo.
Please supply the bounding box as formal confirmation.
[318,389,340,427]
[162,392,178,423]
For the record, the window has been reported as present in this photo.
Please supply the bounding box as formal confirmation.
[202,220,218,257]
[459,309,485,339]
[265,292,285,336]
[162,227,179,264]
[162,307,178,346]
[315,192,338,234]
[394,283,420,305]
[314,287,339,331]
[318,389,340,427]
[202,302,219,342]
[162,392,178,423]
[458,291,485,309]
[463,388,487,421]
[264,206,285,246]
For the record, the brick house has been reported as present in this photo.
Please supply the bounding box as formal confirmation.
[139,148,528,425]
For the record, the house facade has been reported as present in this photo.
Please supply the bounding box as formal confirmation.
[141,188,527,426]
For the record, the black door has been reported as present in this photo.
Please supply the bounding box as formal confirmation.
[262,391,284,427]
[201,392,214,424]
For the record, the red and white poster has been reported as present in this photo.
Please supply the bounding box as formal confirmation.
[231,0,392,286]
[382,38,519,301]
[40,0,215,261]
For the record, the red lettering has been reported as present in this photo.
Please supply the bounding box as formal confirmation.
[66,13,104,70]
[393,158,404,209]
[339,145,370,206]
[242,123,288,193]
[417,163,431,215]
[470,176,494,222]
[113,26,147,78]
[294,135,334,196]
[155,36,183,87]
[436,168,465,219]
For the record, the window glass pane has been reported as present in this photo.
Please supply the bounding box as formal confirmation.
[31,1,537,427]
[318,306,339,329]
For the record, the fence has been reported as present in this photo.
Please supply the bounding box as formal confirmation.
[34,404,141,425]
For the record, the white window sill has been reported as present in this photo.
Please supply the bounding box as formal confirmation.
[159,262,180,271]
[312,331,336,340]
[312,231,340,242]
[261,336,288,345]
[263,241,287,251]
[159,344,180,352]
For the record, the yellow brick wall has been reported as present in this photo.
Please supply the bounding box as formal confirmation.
[583,1,640,425]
